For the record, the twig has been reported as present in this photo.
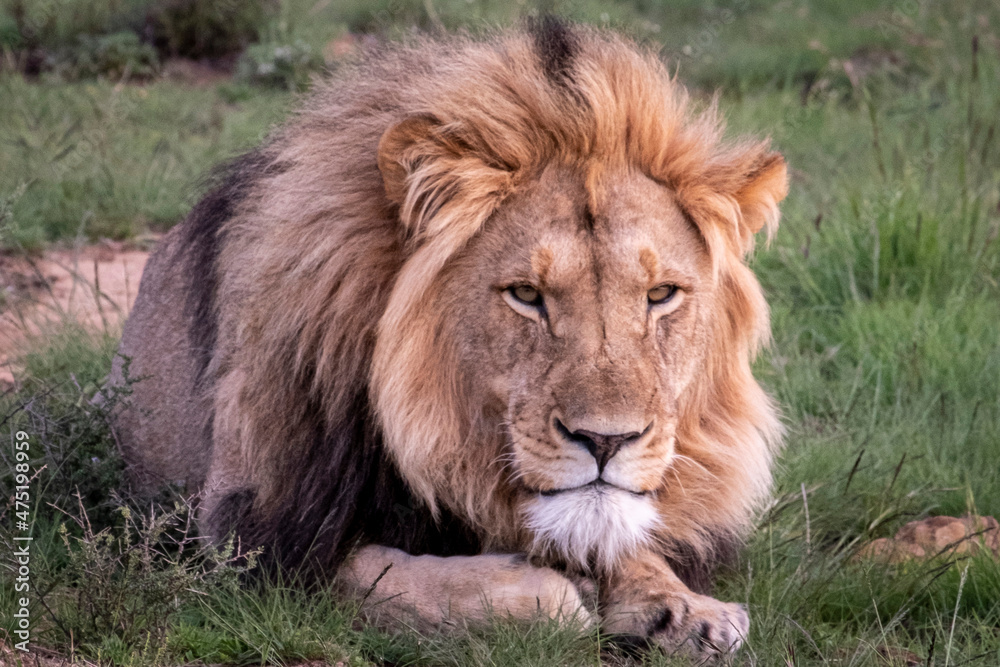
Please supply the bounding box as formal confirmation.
[944,564,969,667]
[801,483,811,555]
[843,449,865,495]
[359,562,393,607]
[93,258,108,332]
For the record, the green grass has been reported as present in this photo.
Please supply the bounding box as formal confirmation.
[0,76,289,249]
[2,0,1000,665]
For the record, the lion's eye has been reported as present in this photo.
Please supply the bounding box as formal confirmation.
[510,284,543,307]
[648,284,678,305]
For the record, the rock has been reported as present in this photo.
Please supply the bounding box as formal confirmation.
[855,537,927,562]
[856,514,1000,564]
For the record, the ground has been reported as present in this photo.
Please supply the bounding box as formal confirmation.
[0,242,149,384]
[1,0,999,665]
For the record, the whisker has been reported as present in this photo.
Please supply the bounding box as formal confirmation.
[671,454,720,482]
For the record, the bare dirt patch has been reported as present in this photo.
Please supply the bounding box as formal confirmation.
[160,57,235,87]
[0,241,152,384]
[0,643,72,667]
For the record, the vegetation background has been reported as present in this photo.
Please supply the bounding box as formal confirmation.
[1,0,998,665]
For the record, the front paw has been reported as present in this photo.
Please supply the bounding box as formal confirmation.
[605,590,749,657]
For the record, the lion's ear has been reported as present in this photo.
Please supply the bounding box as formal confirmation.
[376,115,513,235]
[734,151,788,243]
[377,115,440,206]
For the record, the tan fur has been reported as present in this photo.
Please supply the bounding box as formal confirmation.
[112,24,787,656]
[339,545,593,631]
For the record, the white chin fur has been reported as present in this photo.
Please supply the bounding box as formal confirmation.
[525,485,660,571]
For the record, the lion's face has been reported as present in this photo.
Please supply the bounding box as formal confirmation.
[369,33,786,572]
[440,165,714,566]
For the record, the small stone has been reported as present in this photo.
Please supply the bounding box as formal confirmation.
[855,537,925,563]
[856,514,1000,563]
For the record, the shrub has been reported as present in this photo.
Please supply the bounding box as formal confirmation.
[0,0,149,51]
[148,0,272,59]
[0,0,274,77]
[0,325,126,528]
[235,39,324,91]
[44,499,259,660]
[0,325,260,662]
[57,30,159,79]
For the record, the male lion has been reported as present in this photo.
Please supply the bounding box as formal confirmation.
[111,19,787,656]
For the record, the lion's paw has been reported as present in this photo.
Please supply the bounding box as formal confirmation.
[606,591,748,657]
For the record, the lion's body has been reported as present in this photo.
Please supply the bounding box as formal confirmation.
[111,20,787,653]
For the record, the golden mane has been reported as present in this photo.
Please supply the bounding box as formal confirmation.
[366,27,786,556]
[161,21,786,576]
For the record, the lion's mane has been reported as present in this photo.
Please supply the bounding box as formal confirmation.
[169,19,783,585]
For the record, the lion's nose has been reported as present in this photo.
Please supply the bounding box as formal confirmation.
[554,418,650,473]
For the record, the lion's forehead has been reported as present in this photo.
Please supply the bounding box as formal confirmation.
[479,166,711,300]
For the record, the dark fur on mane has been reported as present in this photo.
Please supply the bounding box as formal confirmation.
[180,163,480,576]
[181,150,278,384]
[530,15,579,87]
[205,388,480,579]
[664,536,740,595]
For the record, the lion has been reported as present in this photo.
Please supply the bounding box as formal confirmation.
[109,19,787,656]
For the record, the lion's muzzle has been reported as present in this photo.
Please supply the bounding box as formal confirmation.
[552,417,653,474]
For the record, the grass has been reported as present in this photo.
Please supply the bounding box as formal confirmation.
[0,76,288,249]
[2,0,1000,665]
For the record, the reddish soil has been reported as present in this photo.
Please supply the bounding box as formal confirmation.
[0,242,151,384]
